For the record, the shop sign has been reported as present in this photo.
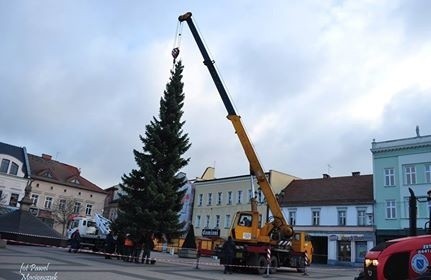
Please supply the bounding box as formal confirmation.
[329,234,338,241]
[202,228,220,237]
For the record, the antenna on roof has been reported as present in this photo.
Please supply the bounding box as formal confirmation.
[416,125,420,137]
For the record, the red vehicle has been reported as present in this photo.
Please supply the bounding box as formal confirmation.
[356,235,431,280]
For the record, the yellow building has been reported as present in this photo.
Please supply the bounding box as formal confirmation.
[192,167,297,240]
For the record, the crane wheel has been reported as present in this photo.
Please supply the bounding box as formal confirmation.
[269,256,278,274]
[256,255,267,274]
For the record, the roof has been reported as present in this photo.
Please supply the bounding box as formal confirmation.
[0,141,30,177]
[280,174,373,206]
[0,209,62,238]
[28,153,106,194]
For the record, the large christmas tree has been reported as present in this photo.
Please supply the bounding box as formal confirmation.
[113,61,191,239]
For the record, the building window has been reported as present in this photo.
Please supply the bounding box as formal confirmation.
[237,190,242,204]
[338,209,347,226]
[0,159,10,173]
[386,200,396,219]
[426,164,431,184]
[258,190,263,203]
[207,193,212,206]
[227,191,232,205]
[248,189,253,201]
[215,215,220,228]
[289,211,296,226]
[44,197,53,209]
[205,215,210,228]
[195,215,201,228]
[405,165,416,185]
[85,204,93,216]
[217,192,222,205]
[31,194,39,206]
[312,209,320,226]
[357,209,366,226]
[59,199,66,210]
[9,162,19,175]
[198,194,203,206]
[384,168,395,186]
[225,214,231,228]
[338,240,351,262]
[73,202,81,213]
[9,193,19,207]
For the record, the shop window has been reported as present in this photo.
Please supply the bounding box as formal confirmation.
[338,241,351,262]
[355,241,367,263]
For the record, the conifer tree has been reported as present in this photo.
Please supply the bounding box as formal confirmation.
[112,61,191,239]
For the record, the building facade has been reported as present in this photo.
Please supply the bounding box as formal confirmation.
[27,153,107,235]
[0,142,31,209]
[371,130,431,243]
[192,169,297,240]
[280,173,375,266]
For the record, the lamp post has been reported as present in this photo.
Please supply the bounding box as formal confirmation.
[427,190,431,234]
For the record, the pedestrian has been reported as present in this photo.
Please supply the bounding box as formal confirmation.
[104,231,115,259]
[123,233,134,262]
[222,236,235,274]
[133,234,144,263]
[142,232,154,264]
[116,233,124,260]
[69,229,81,253]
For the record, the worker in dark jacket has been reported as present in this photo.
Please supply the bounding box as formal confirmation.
[104,231,116,259]
[69,229,81,253]
[222,236,235,274]
[142,232,154,264]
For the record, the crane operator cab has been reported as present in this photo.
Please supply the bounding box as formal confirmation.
[239,215,252,227]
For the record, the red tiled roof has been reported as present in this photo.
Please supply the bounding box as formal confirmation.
[280,174,373,206]
[28,154,106,194]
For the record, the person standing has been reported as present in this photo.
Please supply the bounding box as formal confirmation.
[123,233,134,262]
[142,232,154,264]
[69,229,81,253]
[222,236,235,274]
[104,231,115,259]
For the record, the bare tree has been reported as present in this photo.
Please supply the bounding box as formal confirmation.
[51,198,79,237]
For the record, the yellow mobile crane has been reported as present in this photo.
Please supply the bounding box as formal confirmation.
[176,12,313,274]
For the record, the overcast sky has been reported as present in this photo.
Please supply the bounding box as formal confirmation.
[1,1,430,189]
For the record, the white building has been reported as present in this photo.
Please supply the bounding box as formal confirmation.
[280,173,375,266]
[0,142,31,209]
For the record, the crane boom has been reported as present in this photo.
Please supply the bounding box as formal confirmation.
[178,12,293,238]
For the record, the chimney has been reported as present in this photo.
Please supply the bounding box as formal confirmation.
[323,174,331,179]
[42,154,52,160]
[352,171,361,176]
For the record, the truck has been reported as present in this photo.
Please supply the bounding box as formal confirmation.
[176,12,313,274]
[355,235,431,280]
[66,213,112,251]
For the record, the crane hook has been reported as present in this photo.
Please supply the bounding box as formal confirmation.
[172,47,180,63]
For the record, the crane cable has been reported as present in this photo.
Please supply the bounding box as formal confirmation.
[172,21,183,66]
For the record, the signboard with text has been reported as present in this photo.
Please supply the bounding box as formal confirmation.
[202,228,220,237]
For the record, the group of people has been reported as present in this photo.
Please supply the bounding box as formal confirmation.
[104,231,155,264]
[67,229,155,264]
[68,229,236,274]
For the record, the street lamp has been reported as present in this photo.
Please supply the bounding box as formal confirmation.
[427,190,431,234]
